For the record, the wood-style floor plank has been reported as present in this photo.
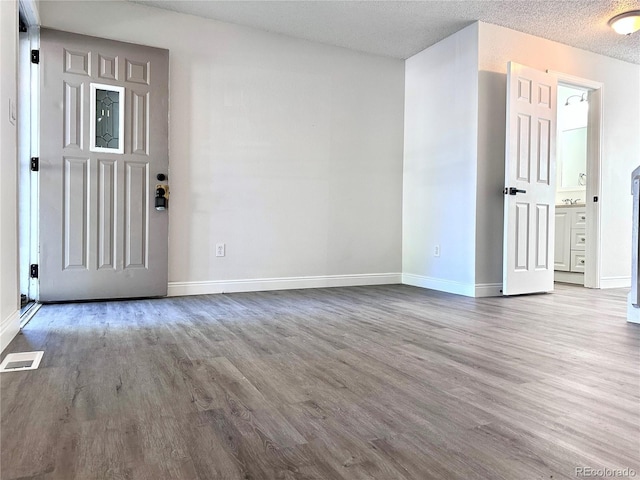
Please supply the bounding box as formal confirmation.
[1,284,638,479]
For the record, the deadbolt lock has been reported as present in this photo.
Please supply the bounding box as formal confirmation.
[155,184,170,199]
[155,184,170,211]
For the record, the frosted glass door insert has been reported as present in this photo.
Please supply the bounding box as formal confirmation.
[90,83,124,153]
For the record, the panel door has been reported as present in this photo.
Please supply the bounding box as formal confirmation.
[503,62,557,295]
[39,29,169,302]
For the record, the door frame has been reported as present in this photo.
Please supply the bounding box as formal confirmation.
[17,0,40,312]
[548,70,602,289]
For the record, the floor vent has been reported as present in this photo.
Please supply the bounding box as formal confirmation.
[0,351,44,373]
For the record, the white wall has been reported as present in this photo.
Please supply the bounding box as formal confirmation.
[0,0,20,351]
[40,1,405,295]
[402,24,481,296]
[477,22,640,289]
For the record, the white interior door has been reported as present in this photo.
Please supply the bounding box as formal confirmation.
[39,29,169,302]
[503,62,557,296]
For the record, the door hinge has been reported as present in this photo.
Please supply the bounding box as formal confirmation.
[31,49,39,64]
[30,264,39,279]
[593,196,599,203]
[30,157,39,172]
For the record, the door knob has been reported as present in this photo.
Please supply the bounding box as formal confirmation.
[504,187,527,195]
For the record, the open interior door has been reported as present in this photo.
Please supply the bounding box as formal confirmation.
[503,62,557,296]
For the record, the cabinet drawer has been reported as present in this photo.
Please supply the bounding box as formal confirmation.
[571,251,586,272]
[572,209,586,228]
[571,228,586,251]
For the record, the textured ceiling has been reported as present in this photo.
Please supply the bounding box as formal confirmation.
[134,0,640,64]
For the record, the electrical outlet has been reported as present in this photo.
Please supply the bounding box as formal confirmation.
[434,245,440,257]
[216,243,225,257]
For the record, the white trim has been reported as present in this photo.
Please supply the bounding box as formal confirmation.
[1,311,21,353]
[168,273,402,297]
[20,302,41,328]
[554,271,584,285]
[599,276,631,289]
[627,292,640,324]
[18,0,40,26]
[29,26,40,300]
[90,83,125,154]
[546,71,603,90]
[584,88,602,289]
[402,273,475,297]
[548,70,603,290]
[474,283,503,297]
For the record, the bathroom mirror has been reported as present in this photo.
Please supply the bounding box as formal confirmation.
[558,127,587,190]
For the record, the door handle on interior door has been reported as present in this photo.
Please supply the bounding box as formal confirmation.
[504,187,527,195]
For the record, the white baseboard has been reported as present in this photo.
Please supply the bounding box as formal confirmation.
[402,273,476,297]
[600,276,631,289]
[554,271,584,285]
[474,283,503,297]
[168,273,402,297]
[1,310,20,353]
[628,292,640,324]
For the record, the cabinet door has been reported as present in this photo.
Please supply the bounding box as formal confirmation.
[554,210,571,271]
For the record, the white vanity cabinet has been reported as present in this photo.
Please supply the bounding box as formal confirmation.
[555,205,586,273]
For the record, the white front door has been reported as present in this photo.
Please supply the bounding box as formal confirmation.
[503,62,557,296]
[38,29,169,302]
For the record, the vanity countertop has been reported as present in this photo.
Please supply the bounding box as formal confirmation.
[556,203,585,208]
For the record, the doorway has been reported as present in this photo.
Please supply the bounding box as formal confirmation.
[550,72,603,288]
[17,23,171,305]
[17,9,39,322]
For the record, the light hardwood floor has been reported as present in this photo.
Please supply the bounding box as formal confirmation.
[1,284,639,479]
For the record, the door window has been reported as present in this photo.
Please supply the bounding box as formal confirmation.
[90,83,124,153]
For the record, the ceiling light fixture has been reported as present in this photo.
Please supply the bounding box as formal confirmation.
[608,10,640,35]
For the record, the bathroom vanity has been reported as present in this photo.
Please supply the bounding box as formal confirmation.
[555,204,586,284]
